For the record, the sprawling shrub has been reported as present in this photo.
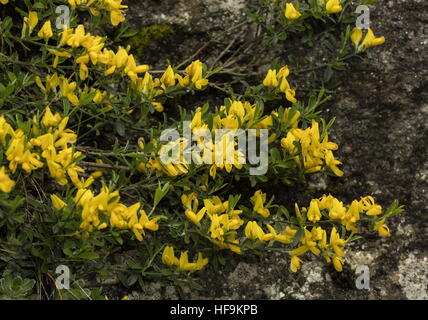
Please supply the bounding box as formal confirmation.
[0,0,403,299]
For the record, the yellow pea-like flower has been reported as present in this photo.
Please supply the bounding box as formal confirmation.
[23,11,38,35]
[374,219,390,237]
[244,221,265,240]
[361,28,385,48]
[38,20,53,41]
[160,65,176,87]
[262,69,278,87]
[284,3,301,20]
[326,0,342,14]
[350,27,363,47]
[50,194,67,210]
[152,102,164,112]
[307,199,321,222]
[290,255,301,272]
[0,166,15,193]
[332,255,344,272]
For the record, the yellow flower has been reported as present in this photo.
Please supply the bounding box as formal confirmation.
[181,192,198,210]
[50,194,67,210]
[160,65,176,87]
[329,227,346,257]
[281,120,341,174]
[361,28,385,48]
[194,252,209,270]
[59,77,79,105]
[250,190,270,218]
[225,234,241,254]
[290,255,301,272]
[185,207,207,227]
[152,102,164,112]
[284,3,301,20]
[162,246,179,266]
[110,9,125,26]
[22,11,38,35]
[124,54,149,81]
[307,199,321,222]
[276,226,297,244]
[6,130,44,173]
[291,228,320,256]
[0,0,8,4]
[359,196,382,216]
[185,60,208,89]
[262,69,278,87]
[178,251,208,271]
[203,197,227,215]
[0,116,13,145]
[209,214,225,239]
[374,219,390,237]
[261,224,277,241]
[162,247,208,271]
[332,255,344,272]
[294,203,303,221]
[41,106,62,127]
[0,166,15,193]
[325,150,344,176]
[139,209,160,231]
[244,221,265,240]
[342,200,360,232]
[326,0,342,14]
[38,20,53,41]
[350,27,363,47]
[327,198,346,220]
[50,49,72,69]
[279,77,297,103]
[104,0,128,26]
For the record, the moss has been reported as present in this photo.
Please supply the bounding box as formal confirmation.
[126,24,175,58]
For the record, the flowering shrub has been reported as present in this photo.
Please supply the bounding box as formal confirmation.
[0,0,403,299]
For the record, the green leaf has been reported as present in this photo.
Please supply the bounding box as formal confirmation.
[115,119,125,136]
[76,252,100,260]
[362,0,379,5]
[32,2,45,9]
[323,67,333,82]
[153,182,170,207]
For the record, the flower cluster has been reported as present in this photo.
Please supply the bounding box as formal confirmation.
[26,17,209,111]
[282,0,343,20]
[59,25,148,81]
[67,0,128,26]
[262,66,297,103]
[244,221,297,243]
[290,226,346,272]
[289,194,392,272]
[181,193,244,253]
[73,186,160,240]
[315,194,387,234]
[36,73,80,105]
[162,246,209,271]
[281,120,343,176]
[351,28,386,51]
[135,60,209,107]
[0,107,84,189]
[178,188,393,274]
[137,138,190,177]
